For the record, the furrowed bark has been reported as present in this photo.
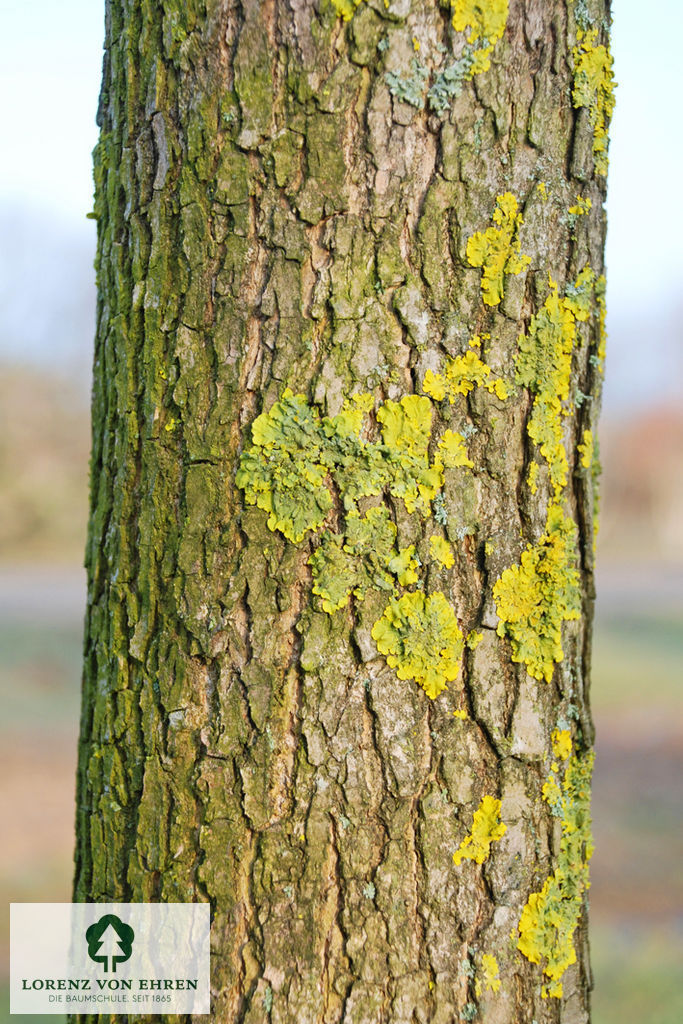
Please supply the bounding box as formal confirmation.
[74,1,612,1021]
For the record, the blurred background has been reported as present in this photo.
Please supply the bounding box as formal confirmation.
[1,1,681,1021]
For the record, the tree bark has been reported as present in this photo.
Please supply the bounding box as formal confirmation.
[74,1,613,1021]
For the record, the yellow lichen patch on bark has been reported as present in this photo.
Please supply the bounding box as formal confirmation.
[429,534,455,569]
[578,429,594,469]
[423,347,509,403]
[517,749,594,998]
[493,502,581,683]
[475,953,501,995]
[453,794,506,865]
[371,591,464,699]
[516,270,596,495]
[551,727,572,761]
[572,29,616,177]
[330,0,364,21]
[466,193,530,306]
[451,0,509,75]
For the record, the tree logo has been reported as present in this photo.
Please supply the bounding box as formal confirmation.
[85,914,135,973]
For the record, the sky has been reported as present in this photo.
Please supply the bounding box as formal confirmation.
[0,0,681,411]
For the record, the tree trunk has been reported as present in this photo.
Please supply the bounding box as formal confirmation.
[74,1,613,1021]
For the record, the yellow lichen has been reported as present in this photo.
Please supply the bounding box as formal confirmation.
[330,0,364,21]
[527,461,539,495]
[451,0,509,76]
[480,953,501,994]
[595,274,607,373]
[453,708,468,720]
[429,534,455,569]
[536,181,549,201]
[569,197,589,220]
[551,727,572,761]
[572,29,616,177]
[466,629,483,651]
[568,194,592,216]
[453,794,506,866]
[437,429,474,469]
[423,348,509,403]
[493,502,581,683]
[371,591,464,700]
[516,271,597,495]
[376,394,444,514]
[517,749,594,998]
[466,193,530,306]
[578,428,593,469]
[388,545,420,587]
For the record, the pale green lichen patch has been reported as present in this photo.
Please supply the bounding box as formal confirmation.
[493,502,581,683]
[235,389,334,543]
[452,794,506,865]
[517,744,594,998]
[572,28,616,177]
[371,591,464,699]
[237,389,473,697]
[451,0,509,76]
[385,60,430,110]
[466,194,530,307]
[309,507,397,613]
[237,391,447,541]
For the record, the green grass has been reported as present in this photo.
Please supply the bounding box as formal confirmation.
[591,609,683,712]
[0,624,82,735]
[591,924,683,1024]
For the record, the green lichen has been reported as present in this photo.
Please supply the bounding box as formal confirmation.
[371,591,464,699]
[572,28,616,177]
[517,743,594,998]
[388,545,420,587]
[237,391,448,541]
[516,271,596,495]
[493,502,581,683]
[385,59,430,109]
[451,0,509,76]
[237,389,474,697]
[466,194,530,306]
[235,389,334,543]
[452,794,506,865]
[310,508,410,613]
[310,533,356,613]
